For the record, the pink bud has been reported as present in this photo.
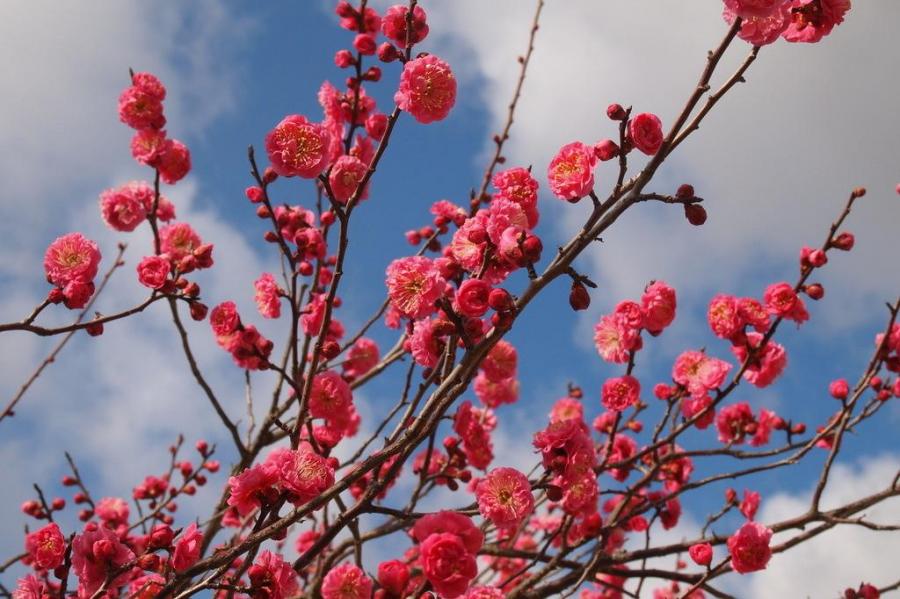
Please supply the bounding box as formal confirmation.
[334,49,355,68]
[606,103,626,121]
[594,139,619,161]
[353,34,376,55]
[377,42,399,63]
[829,378,849,400]
[689,543,713,566]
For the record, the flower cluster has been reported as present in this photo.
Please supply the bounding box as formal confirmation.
[723,0,851,46]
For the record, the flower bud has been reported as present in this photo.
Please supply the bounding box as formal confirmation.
[334,49,355,68]
[136,553,161,572]
[262,167,278,184]
[594,139,619,161]
[256,205,271,219]
[804,283,824,300]
[676,184,695,199]
[189,302,208,321]
[298,261,314,276]
[792,423,807,435]
[808,249,827,267]
[322,340,341,360]
[829,378,849,400]
[569,281,590,311]
[832,231,855,251]
[86,321,104,337]
[353,34,376,56]
[245,186,264,203]
[364,66,382,82]
[487,288,514,312]
[62,475,77,486]
[606,103,627,121]
[545,485,563,502]
[684,204,707,226]
[149,524,175,549]
[51,497,65,510]
[377,42,399,63]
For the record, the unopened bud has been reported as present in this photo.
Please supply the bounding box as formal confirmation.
[569,281,590,311]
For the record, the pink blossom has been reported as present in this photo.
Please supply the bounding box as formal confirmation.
[782,0,850,43]
[594,313,642,364]
[278,444,336,505]
[672,350,732,398]
[708,294,743,340]
[727,521,773,573]
[309,370,353,426]
[739,297,771,332]
[740,490,761,520]
[158,138,192,184]
[408,318,442,368]
[254,272,282,319]
[137,255,171,289]
[456,278,492,318]
[476,467,535,529]
[602,376,641,412]
[343,337,379,378]
[474,371,519,408]
[118,85,164,130]
[247,551,300,599]
[24,523,65,570]
[431,199,467,226]
[420,533,479,598]
[682,394,715,429]
[764,281,809,324]
[226,462,278,516]
[377,560,410,596]
[716,402,756,444]
[689,542,713,566]
[731,332,787,387]
[172,522,202,572]
[265,114,332,178]
[751,408,778,446]
[159,222,202,261]
[551,397,584,423]
[724,1,791,45]
[300,294,327,336]
[548,141,596,200]
[382,4,429,46]
[132,72,166,100]
[71,524,135,597]
[559,469,599,516]
[321,563,373,599]
[328,155,369,204]
[723,0,788,18]
[492,166,540,227]
[98,184,148,232]
[12,575,47,599]
[385,256,446,320]
[210,300,240,336]
[641,280,677,334]
[480,340,518,382]
[95,497,129,527]
[454,401,495,469]
[131,128,168,166]
[629,113,664,155]
[395,54,456,124]
[485,199,528,248]
[412,511,484,554]
[44,233,101,289]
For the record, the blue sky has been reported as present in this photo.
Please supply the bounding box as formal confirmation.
[0,1,898,596]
